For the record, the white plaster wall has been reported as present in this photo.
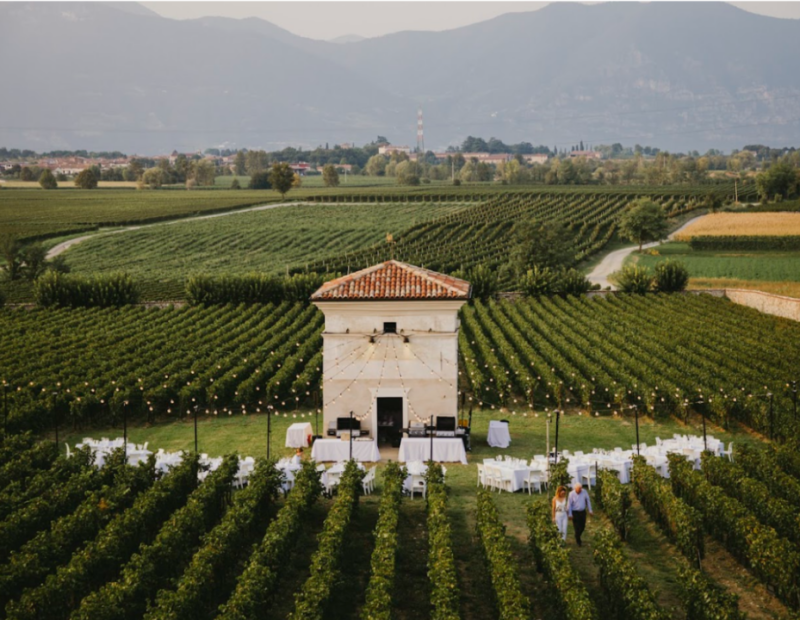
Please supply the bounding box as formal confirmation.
[725,289,800,322]
[313,300,465,434]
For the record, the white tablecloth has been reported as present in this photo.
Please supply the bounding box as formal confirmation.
[285,423,313,448]
[484,459,537,492]
[487,421,511,449]
[311,439,381,463]
[398,438,467,464]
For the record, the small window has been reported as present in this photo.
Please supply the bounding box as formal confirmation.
[383,322,397,334]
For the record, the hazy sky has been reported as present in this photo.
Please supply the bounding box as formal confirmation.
[141,1,800,40]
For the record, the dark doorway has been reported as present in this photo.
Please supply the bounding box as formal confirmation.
[377,397,403,447]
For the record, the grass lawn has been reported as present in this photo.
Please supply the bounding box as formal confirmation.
[55,410,776,618]
[628,241,800,283]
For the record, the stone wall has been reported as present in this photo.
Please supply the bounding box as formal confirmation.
[724,289,800,322]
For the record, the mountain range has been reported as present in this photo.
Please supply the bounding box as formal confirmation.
[2,1,800,153]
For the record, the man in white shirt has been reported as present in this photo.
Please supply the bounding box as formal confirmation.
[567,483,593,546]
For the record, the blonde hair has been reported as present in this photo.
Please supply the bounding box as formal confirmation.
[556,485,566,498]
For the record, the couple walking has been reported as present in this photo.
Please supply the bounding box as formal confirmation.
[552,483,593,546]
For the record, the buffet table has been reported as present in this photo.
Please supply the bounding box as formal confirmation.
[311,438,381,463]
[398,437,468,464]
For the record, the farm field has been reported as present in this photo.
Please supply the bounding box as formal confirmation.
[58,200,471,300]
[629,241,800,282]
[39,186,747,301]
[1,409,793,620]
[2,292,797,439]
[675,212,800,238]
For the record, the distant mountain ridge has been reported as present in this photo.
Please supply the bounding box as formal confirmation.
[1,1,799,152]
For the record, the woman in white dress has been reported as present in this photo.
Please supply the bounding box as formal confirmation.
[552,485,569,542]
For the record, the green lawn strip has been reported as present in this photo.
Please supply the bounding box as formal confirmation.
[393,500,431,620]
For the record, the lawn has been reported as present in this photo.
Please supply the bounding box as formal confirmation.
[628,241,800,283]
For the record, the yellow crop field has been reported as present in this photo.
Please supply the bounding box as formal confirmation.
[676,212,800,239]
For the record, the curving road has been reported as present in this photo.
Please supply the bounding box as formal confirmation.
[586,215,706,290]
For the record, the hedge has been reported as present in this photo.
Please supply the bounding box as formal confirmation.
[631,456,704,566]
[689,235,800,251]
[361,462,405,620]
[144,459,283,620]
[426,464,461,620]
[594,469,631,541]
[287,460,363,620]
[526,502,597,620]
[186,272,330,305]
[217,461,322,620]
[34,272,139,307]
[593,528,670,620]
[475,489,529,619]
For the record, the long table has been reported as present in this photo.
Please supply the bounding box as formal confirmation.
[311,438,381,463]
[398,437,468,464]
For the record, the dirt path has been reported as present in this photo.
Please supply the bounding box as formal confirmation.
[45,201,310,260]
[587,215,707,290]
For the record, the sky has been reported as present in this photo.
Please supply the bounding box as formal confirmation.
[141,1,800,40]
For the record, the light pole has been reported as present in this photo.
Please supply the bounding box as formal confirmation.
[193,404,199,455]
[633,405,640,456]
[429,415,435,462]
[349,410,354,461]
[789,381,798,423]
[267,409,272,460]
[52,390,59,448]
[123,400,128,462]
[554,409,561,464]
[767,392,774,441]
[2,382,8,433]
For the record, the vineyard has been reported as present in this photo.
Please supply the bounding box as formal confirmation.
[0,420,796,619]
[0,290,797,440]
[59,200,470,300]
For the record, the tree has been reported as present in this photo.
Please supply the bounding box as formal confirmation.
[520,266,559,297]
[233,151,246,176]
[247,171,271,190]
[230,178,241,190]
[610,264,653,294]
[20,244,49,281]
[466,264,499,300]
[38,169,57,190]
[245,150,269,176]
[191,160,216,187]
[365,154,387,177]
[704,192,722,214]
[755,159,798,202]
[618,198,669,252]
[0,237,23,281]
[396,160,421,186]
[20,167,34,182]
[141,168,163,189]
[74,168,98,189]
[268,163,295,198]
[512,220,574,271]
[653,261,689,293]
[322,164,340,187]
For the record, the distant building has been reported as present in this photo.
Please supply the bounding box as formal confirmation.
[289,162,310,175]
[379,145,412,156]
[522,154,549,165]
[569,150,602,160]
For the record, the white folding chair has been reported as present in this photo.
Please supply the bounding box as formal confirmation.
[484,465,499,492]
[523,470,542,495]
[65,443,72,459]
[574,451,584,458]
[410,474,427,499]
[498,469,514,493]
[581,464,596,490]
[476,463,486,488]
[720,442,734,462]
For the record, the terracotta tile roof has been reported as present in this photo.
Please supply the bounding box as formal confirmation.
[310,260,472,301]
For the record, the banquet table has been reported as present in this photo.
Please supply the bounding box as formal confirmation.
[403,461,428,493]
[311,438,381,463]
[484,459,540,492]
[398,437,468,464]
[285,423,313,448]
[487,421,511,449]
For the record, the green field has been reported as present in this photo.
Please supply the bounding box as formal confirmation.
[628,241,800,282]
[58,200,469,299]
